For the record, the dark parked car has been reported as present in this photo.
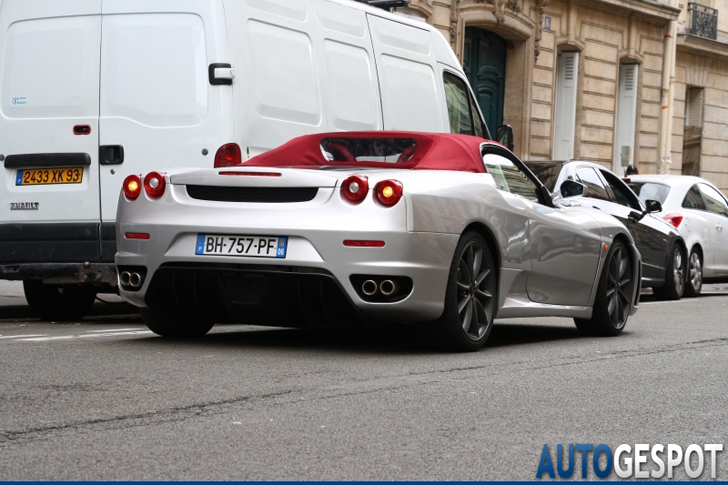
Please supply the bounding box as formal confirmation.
[526,161,687,300]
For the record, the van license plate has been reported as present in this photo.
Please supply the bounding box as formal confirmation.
[16,168,83,186]
[195,234,288,258]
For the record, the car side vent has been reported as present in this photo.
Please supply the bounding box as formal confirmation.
[186,185,318,203]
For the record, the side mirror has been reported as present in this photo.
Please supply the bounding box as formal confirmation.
[496,124,514,151]
[645,199,662,213]
[560,179,587,198]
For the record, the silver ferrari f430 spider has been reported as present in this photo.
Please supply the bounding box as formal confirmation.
[116,131,641,351]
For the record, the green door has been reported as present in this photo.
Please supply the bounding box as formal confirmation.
[464,28,507,133]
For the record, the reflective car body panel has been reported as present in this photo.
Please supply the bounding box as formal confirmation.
[527,160,684,289]
[117,133,641,327]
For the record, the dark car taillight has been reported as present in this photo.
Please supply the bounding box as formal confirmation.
[341,175,369,204]
[143,171,166,199]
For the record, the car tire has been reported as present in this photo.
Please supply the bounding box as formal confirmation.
[434,231,497,352]
[23,279,97,321]
[140,306,214,338]
[574,240,634,336]
[684,248,703,298]
[652,244,685,301]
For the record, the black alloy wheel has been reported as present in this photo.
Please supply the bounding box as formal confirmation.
[684,249,703,297]
[653,244,685,301]
[436,231,497,351]
[575,240,633,336]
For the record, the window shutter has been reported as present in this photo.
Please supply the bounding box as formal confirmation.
[687,88,703,127]
[553,52,579,160]
[614,64,639,173]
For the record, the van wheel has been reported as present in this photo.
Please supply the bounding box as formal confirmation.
[23,280,97,321]
[140,307,214,338]
[653,244,685,301]
[434,231,497,352]
[574,241,633,336]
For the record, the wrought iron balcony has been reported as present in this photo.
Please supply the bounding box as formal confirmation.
[688,2,718,40]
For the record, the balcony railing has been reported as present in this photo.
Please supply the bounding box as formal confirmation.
[688,2,718,40]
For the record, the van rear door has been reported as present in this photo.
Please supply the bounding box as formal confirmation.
[98,1,232,245]
[0,0,103,262]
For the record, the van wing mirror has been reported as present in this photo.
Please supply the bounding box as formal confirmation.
[645,199,662,213]
[560,179,587,198]
[496,125,514,151]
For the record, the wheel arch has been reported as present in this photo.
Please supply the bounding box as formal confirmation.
[461,222,501,276]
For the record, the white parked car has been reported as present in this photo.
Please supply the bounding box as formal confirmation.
[626,175,728,296]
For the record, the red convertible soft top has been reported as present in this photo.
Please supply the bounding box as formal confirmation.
[243,131,494,173]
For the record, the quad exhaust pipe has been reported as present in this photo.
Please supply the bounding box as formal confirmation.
[120,271,143,288]
[362,280,378,296]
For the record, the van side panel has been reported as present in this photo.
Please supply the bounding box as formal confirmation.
[367,15,443,133]
[225,0,383,158]
[0,1,103,263]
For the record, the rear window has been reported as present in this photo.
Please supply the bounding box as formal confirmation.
[320,138,417,164]
[629,182,670,204]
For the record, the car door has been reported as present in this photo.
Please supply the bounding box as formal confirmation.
[97,0,232,249]
[0,1,103,260]
[578,166,667,284]
[483,154,602,307]
[698,183,728,274]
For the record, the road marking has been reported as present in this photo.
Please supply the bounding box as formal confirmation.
[84,328,136,333]
[15,330,153,342]
[0,334,47,339]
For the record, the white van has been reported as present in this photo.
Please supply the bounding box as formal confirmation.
[0,0,490,320]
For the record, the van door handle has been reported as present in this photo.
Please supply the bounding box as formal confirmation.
[717,223,723,232]
[99,145,124,165]
[209,63,234,85]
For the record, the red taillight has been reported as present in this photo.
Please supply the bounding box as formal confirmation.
[374,180,403,207]
[219,171,281,177]
[663,212,684,228]
[143,171,166,199]
[214,143,242,168]
[123,174,142,200]
[125,233,150,240]
[622,177,631,183]
[343,240,385,247]
[341,175,369,204]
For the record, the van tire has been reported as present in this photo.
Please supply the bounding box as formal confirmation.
[140,307,214,338]
[23,280,97,321]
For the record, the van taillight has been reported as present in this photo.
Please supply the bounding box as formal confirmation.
[123,174,142,200]
[143,171,166,199]
[214,143,242,168]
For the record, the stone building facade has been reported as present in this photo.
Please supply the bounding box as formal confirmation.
[397,0,728,192]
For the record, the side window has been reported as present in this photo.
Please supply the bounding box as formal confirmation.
[600,169,639,209]
[443,72,474,135]
[469,93,486,138]
[682,185,707,210]
[576,167,610,201]
[698,184,728,217]
[483,154,539,202]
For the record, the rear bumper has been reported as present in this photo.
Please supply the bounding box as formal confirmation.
[0,222,117,283]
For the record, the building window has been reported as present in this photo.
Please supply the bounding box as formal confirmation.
[683,87,704,176]
[613,64,639,176]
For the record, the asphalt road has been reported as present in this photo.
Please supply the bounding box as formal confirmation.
[0,280,727,480]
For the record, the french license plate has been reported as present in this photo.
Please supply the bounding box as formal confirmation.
[195,234,288,258]
[16,167,83,186]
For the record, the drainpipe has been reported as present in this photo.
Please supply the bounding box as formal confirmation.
[658,0,678,174]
